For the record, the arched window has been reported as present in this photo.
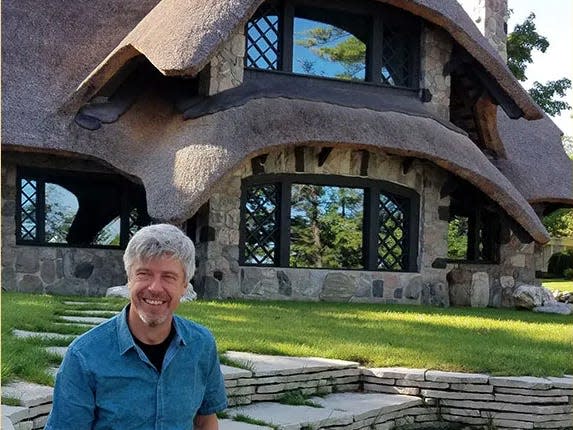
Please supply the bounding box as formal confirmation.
[16,168,150,248]
[245,0,420,88]
[240,174,419,271]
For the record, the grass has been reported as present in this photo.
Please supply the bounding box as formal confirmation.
[2,293,572,386]
[277,390,323,408]
[233,414,278,429]
[542,278,573,292]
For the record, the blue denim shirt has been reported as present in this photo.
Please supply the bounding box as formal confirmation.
[45,306,227,430]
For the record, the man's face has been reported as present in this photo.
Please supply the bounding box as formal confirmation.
[128,255,187,327]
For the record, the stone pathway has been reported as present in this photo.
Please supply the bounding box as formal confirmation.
[3,302,573,430]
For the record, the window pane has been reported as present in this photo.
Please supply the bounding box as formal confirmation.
[243,184,279,265]
[293,18,366,81]
[290,185,364,269]
[19,179,38,240]
[45,183,79,243]
[378,193,408,270]
[447,215,469,259]
[95,217,121,246]
[381,24,413,87]
[245,4,281,70]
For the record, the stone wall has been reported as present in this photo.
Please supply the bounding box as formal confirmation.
[196,146,452,305]
[447,234,537,308]
[1,154,127,296]
[420,25,453,121]
[363,368,573,429]
[459,0,508,61]
[206,29,245,96]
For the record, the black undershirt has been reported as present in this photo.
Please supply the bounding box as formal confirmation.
[127,308,176,372]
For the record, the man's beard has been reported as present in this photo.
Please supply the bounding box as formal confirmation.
[136,308,169,327]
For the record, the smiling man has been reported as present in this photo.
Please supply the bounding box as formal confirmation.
[45,224,227,430]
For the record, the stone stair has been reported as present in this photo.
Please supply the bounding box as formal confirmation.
[3,302,573,430]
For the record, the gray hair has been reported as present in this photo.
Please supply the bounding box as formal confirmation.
[123,224,195,283]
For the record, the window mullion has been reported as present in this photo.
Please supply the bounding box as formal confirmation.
[368,15,383,83]
[37,180,46,243]
[281,2,294,72]
[119,182,130,248]
[366,187,379,270]
[279,181,291,266]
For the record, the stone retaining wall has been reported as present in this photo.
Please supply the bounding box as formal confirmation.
[363,368,573,429]
[5,367,571,429]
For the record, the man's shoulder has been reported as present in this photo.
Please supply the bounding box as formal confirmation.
[68,314,120,353]
[173,315,216,344]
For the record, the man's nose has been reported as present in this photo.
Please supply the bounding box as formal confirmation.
[148,275,163,291]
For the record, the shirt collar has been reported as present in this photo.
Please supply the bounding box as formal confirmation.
[117,305,186,355]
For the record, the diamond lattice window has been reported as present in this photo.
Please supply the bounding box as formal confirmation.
[377,193,407,270]
[19,179,38,241]
[245,3,281,70]
[240,175,418,271]
[381,25,412,87]
[243,184,279,265]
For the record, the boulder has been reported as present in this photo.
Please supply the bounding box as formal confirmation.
[512,285,555,309]
[533,303,573,315]
[105,284,197,301]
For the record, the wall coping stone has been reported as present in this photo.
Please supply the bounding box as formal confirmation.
[489,376,553,389]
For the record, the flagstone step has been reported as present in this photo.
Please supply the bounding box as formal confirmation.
[60,310,119,317]
[58,316,109,324]
[12,329,77,341]
[45,347,68,359]
[224,392,425,430]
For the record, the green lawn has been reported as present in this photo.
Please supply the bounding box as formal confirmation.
[2,293,572,386]
[542,278,573,291]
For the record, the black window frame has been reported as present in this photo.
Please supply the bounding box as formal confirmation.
[239,174,420,272]
[446,198,501,264]
[244,0,421,89]
[15,167,149,249]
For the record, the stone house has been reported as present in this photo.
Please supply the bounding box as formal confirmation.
[2,0,571,306]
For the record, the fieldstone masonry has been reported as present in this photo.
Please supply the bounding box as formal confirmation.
[1,162,127,295]
[421,26,453,120]
[459,0,508,61]
[198,146,453,304]
[207,29,245,96]
[4,351,572,430]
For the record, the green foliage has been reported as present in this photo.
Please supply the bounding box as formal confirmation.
[296,26,365,80]
[528,78,572,116]
[563,268,573,280]
[507,13,549,81]
[507,13,572,115]
[543,208,573,238]
[233,414,278,429]
[447,216,468,259]
[547,251,573,278]
[290,185,363,269]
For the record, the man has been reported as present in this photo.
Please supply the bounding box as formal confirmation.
[45,224,227,430]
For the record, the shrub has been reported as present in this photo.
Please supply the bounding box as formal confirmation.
[564,268,573,280]
[548,251,573,277]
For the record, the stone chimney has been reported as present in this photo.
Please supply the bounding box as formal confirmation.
[458,0,508,61]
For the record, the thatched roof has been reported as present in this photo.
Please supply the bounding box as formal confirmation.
[495,109,573,206]
[2,0,566,244]
[71,0,542,120]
